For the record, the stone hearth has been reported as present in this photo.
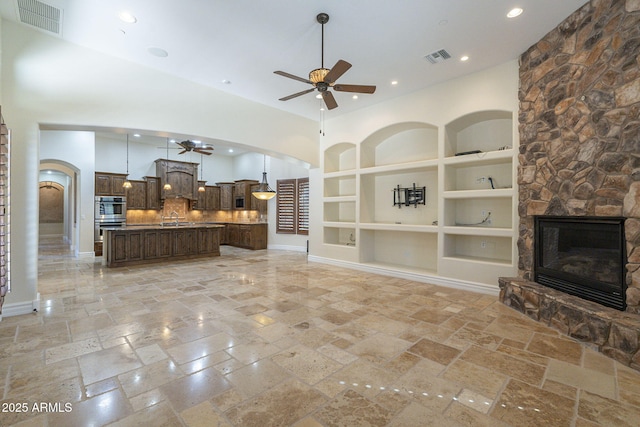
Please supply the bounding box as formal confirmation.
[500,278,640,372]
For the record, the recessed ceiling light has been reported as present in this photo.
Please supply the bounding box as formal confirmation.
[391,80,398,85]
[221,79,231,84]
[352,95,358,100]
[316,94,322,99]
[148,47,168,58]
[133,134,141,137]
[320,107,325,111]
[507,8,523,18]
[460,55,469,61]
[228,149,234,153]
[118,11,137,24]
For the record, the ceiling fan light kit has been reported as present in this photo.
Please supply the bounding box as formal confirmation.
[274,12,376,110]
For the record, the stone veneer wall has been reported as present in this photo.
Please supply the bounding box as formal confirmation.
[517,0,640,313]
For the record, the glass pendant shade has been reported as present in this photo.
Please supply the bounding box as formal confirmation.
[252,156,276,200]
[253,172,276,200]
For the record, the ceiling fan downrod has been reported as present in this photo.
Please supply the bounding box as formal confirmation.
[317,13,329,69]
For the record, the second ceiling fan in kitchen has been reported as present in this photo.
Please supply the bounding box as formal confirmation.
[175,140,213,155]
[274,13,376,110]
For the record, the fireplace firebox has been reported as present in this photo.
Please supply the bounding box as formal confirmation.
[534,216,627,311]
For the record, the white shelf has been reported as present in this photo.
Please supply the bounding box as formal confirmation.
[441,255,512,267]
[359,159,439,176]
[323,221,356,227]
[323,195,357,203]
[442,226,513,237]
[443,188,512,199]
[442,148,514,165]
[359,222,438,233]
[324,170,357,179]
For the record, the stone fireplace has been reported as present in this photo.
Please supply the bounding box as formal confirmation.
[500,0,640,370]
[516,0,640,314]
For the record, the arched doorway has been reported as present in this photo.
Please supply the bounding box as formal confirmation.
[39,161,80,256]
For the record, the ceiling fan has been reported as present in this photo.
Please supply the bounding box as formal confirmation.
[176,140,214,155]
[274,13,376,110]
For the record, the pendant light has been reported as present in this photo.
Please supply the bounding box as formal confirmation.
[198,153,206,192]
[252,155,276,200]
[122,134,132,189]
[163,137,172,191]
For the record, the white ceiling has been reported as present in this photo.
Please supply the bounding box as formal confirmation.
[1,0,587,126]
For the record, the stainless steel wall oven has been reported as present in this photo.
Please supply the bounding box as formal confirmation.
[94,196,126,242]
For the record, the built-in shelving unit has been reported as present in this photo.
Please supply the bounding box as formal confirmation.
[318,111,517,290]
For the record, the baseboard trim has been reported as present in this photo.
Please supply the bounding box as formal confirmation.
[267,245,307,252]
[1,293,41,318]
[307,255,499,296]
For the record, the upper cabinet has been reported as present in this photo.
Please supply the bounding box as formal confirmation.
[155,159,198,200]
[234,179,258,210]
[125,180,147,209]
[95,172,128,196]
[217,182,234,211]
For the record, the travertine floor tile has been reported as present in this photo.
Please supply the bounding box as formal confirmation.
[1,239,637,426]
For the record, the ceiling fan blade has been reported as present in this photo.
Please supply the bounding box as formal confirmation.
[333,84,377,94]
[178,150,188,155]
[279,88,316,101]
[323,60,352,84]
[274,71,313,85]
[322,91,338,110]
[194,149,213,155]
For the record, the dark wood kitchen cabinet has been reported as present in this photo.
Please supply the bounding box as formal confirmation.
[111,229,144,263]
[104,225,223,267]
[194,184,220,211]
[197,227,220,254]
[173,228,198,256]
[144,229,172,259]
[193,181,207,210]
[234,179,258,210]
[126,180,146,209]
[205,186,220,211]
[156,159,199,200]
[95,172,128,196]
[222,223,267,250]
[217,182,234,211]
[145,176,162,210]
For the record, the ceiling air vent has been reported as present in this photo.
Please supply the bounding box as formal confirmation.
[424,49,451,64]
[16,0,62,35]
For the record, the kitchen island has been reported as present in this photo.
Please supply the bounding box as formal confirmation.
[102,223,225,268]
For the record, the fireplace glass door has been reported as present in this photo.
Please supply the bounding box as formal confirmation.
[534,216,626,310]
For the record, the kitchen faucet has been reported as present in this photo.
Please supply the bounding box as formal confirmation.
[170,211,179,226]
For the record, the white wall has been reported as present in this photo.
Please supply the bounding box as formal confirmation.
[0,19,319,315]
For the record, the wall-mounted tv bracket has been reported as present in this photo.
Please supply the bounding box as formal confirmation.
[393,183,426,208]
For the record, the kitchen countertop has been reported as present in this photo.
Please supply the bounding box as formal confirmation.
[104,222,267,230]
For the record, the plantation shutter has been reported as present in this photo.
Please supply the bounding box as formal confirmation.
[276,179,296,234]
[296,178,309,235]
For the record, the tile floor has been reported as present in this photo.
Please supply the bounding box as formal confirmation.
[1,236,640,426]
